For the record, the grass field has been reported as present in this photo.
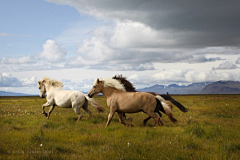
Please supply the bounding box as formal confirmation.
[0,95,240,160]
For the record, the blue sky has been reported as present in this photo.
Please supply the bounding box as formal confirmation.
[0,0,240,94]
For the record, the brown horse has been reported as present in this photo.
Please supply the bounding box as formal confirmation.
[113,75,188,123]
[88,78,164,127]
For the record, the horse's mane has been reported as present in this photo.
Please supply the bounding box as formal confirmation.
[112,75,136,92]
[95,78,126,91]
[43,77,63,88]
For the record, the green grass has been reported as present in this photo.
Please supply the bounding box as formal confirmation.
[0,95,240,159]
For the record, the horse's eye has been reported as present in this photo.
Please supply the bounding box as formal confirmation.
[94,86,96,88]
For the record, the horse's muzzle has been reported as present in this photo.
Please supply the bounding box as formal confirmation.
[88,94,92,98]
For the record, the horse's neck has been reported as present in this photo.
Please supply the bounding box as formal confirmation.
[102,86,117,99]
[45,84,60,94]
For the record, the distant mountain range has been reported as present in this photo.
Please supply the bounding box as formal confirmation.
[0,91,33,96]
[0,81,239,96]
[137,81,240,94]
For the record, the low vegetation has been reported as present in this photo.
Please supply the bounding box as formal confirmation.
[0,95,239,159]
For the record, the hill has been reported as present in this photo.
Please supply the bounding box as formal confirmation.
[0,91,33,96]
[201,81,240,94]
[137,82,210,94]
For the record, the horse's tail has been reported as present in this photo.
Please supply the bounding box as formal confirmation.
[160,94,188,112]
[155,95,177,123]
[85,95,104,113]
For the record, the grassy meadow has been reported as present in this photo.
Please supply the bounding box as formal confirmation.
[0,95,240,160]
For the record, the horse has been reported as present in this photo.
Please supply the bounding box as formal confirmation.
[88,78,166,127]
[37,77,104,121]
[112,75,188,124]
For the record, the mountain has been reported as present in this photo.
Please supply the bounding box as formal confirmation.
[137,81,240,94]
[137,82,210,94]
[0,91,33,96]
[201,81,240,94]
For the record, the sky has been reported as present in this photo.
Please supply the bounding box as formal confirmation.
[0,0,240,95]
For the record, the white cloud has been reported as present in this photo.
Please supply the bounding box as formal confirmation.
[0,40,67,71]
[38,39,67,62]
[20,76,37,86]
[110,20,175,49]
[0,56,34,64]
[128,69,240,87]
[212,61,238,70]
[0,73,38,87]
[0,73,22,87]
[236,57,240,64]
[185,55,222,63]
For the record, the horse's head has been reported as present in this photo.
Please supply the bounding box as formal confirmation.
[37,79,46,98]
[88,79,103,98]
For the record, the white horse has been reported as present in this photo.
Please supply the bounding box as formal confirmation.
[37,77,104,121]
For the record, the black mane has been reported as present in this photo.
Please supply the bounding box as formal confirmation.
[112,75,136,92]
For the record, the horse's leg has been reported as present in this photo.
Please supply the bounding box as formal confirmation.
[117,112,133,127]
[47,104,55,119]
[143,116,151,126]
[72,105,83,121]
[155,112,164,126]
[146,112,164,126]
[42,102,51,117]
[143,111,162,126]
[160,100,177,123]
[166,112,177,123]
[82,100,93,118]
[123,113,133,121]
[106,109,116,128]
[163,103,177,123]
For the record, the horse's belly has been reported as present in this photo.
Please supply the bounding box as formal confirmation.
[116,92,155,112]
[117,107,141,113]
[117,98,143,112]
[55,100,72,108]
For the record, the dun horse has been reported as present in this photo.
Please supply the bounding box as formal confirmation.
[113,75,188,123]
[38,77,103,121]
[88,78,166,127]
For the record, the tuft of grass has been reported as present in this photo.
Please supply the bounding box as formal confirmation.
[184,122,205,138]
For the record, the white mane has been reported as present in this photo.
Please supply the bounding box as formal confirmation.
[41,77,63,88]
[94,78,126,91]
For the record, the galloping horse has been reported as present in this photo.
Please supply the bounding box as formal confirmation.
[38,77,103,121]
[88,78,165,127]
[113,75,188,123]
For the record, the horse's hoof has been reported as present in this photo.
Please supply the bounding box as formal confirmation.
[43,113,48,117]
[126,117,133,121]
[126,124,133,127]
[143,121,147,126]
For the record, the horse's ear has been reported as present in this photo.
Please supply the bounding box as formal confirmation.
[42,80,46,83]
[97,78,99,83]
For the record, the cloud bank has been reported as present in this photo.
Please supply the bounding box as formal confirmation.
[0,73,36,87]
[47,0,240,48]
